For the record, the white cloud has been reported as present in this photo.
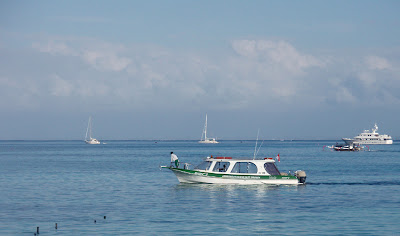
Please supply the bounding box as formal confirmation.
[82,50,131,72]
[1,37,395,112]
[353,55,395,96]
[336,87,357,104]
[365,56,391,70]
[49,74,74,96]
[358,71,376,87]
[32,41,77,56]
[232,39,325,74]
[33,39,131,72]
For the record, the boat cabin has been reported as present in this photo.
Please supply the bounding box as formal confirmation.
[194,157,280,176]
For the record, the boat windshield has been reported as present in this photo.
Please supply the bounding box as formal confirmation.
[194,161,212,171]
[231,162,257,174]
[264,163,280,175]
[212,162,230,172]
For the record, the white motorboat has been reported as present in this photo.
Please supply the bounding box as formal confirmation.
[342,123,392,145]
[199,114,219,144]
[325,143,364,152]
[85,116,101,144]
[162,156,306,185]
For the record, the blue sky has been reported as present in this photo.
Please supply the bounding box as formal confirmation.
[1,1,399,140]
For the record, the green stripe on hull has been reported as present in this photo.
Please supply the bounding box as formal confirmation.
[164,167,298,180]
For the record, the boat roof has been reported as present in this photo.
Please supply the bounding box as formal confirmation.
[207,156,276,163]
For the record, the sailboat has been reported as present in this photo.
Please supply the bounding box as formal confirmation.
[85,116,101,144]
[199,114,219,144]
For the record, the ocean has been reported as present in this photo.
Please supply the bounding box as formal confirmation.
[0,140,399,235]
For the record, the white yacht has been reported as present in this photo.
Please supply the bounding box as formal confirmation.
[199,114,219,144]
[162,156,306,185]
[85,116,101,144]
[343,123,392,145]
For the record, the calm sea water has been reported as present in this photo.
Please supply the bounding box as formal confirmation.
[0,140,399,235]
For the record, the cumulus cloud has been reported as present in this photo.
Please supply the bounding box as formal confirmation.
[365,55,391,70]
[32,41,77,56]
[232,39,325,74]
[82,50,131,72]
[1,37,397,112]
[325,53,400,106]
[49,74,74,96]
[33,39,131,72]
[335,87,357,103]
[358,71,376,87]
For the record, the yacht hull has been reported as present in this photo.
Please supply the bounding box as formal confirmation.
[355,140,392,145]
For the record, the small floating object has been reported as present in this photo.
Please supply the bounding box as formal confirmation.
[104,216,106,219]
[55,223,58,229]
[94,220,96,224]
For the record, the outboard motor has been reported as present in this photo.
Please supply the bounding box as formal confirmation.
[295,170,307,184]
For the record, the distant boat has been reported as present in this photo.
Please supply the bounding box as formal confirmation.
[325,143,364,152]
[342,123,392,145]
[85,116,101,144]
[199,114,218,144]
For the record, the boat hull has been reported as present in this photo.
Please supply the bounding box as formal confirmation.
[165,167,302,185]
[342,138,392,145]
[198,140,219,144]
[85,140,100,144]
[354,140,393,145]
[342,138,354,145]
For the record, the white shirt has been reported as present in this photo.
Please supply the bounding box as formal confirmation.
[171,153,178,162]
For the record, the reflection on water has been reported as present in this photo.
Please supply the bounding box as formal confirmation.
[171,183,306,214]
[173,183,303,192]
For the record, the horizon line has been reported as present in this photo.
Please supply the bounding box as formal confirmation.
[1,139,399,142]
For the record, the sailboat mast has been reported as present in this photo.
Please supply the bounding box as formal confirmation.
[204,114,208,140]
[253,129,259,160]
[89,117,93,139]
[85,117,90,141]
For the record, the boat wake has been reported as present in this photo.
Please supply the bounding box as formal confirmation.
[308,181,400,186]
[367,149,400,153]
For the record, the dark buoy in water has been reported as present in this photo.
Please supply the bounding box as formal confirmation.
[104,216,106,219]
[94,220,96,224]
[36,226,39,234]
[55,223,58,229]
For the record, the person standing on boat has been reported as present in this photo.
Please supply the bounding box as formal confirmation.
[170,152,179,168]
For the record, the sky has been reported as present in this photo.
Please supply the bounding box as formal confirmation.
[0,0,400,140]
